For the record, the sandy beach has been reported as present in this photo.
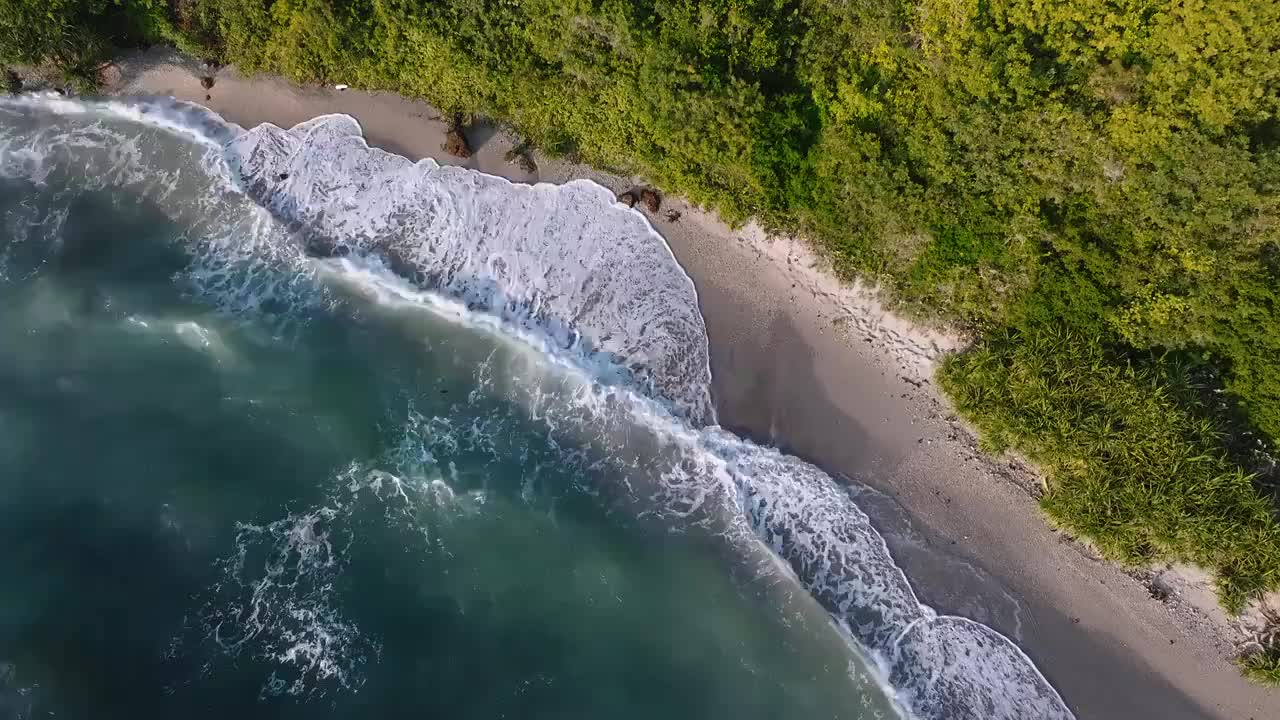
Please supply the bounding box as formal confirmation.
[107,49,1279,720]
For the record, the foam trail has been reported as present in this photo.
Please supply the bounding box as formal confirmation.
[320,262,1075,720]
[0,95,1075,720]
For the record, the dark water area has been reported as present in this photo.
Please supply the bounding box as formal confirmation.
[0,178,891,720]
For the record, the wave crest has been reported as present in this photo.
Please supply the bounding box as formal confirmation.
[228,114,715,424]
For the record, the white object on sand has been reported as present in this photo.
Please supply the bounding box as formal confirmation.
[334,84,349,91]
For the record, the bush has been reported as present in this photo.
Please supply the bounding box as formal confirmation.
[1240,645,1280,687]
[0,0,175,84]
[939,327,1280,611]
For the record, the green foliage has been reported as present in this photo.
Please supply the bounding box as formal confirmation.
[15,0,1280,666]
[0,0,176,87]
[1,0,107,79]
[1240,644,1280,687]
[939,327,1280,611]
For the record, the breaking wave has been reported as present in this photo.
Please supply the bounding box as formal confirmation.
[0,95,1073,720]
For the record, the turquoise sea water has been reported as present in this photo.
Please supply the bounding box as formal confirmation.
[0,97,1072,720]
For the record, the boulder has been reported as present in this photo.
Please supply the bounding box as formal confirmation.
[96,62,122,88]
[443,125,472,158]
[504,145,538,174]
[641,188,661,212]
[4,68,20,95]
[304,236,346,258]
[200,76,215,90]
[618,191,638,208]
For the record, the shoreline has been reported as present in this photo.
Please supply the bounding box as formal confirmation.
[104,49,1277,719]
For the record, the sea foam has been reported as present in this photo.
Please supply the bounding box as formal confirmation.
[0,95,1074,720]
[229,113,715,425]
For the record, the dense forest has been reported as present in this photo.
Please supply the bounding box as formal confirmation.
[3,0,1280,680]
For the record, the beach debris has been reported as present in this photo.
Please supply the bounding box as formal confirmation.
[443,117,472,158]
[504,144,537,174]
[665,209,682,222]
[641,188,661,212]
[334,84,349,91]
[205,94,211,101]
[200,75,215,90]
[617,190,638,208]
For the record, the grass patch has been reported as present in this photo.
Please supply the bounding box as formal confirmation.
[939,326,1280,612]
[1239,609,1280,686]
[1240,646,1280,687]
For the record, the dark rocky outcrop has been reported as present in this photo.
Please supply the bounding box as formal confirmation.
[443,117,472,158]
[503,142,527,162]
[200,75,215,90]
[96,62,122,88]
[504,144,537,174]
[303,236,350,259]
[641,188,661,212]
[617,191,638,208]
[4,68,20,95]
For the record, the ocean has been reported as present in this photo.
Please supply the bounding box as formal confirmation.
[0,96,1071,720]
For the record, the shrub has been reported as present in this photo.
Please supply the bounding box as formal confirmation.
[939,327,1280,611]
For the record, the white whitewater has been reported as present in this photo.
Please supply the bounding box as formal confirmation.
[229,114,715,425]
[0,95,1074,720]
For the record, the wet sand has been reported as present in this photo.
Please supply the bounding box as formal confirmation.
[111,48,1280,720]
